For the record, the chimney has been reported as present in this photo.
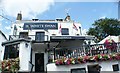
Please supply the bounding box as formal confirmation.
[16,11,22,20]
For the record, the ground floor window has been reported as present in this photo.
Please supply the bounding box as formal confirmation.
[87,64,101,73]
[4,44,19,59]
[71,68,86,73]
[112,64,119,71]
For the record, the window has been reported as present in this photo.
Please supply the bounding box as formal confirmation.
[13,25,17,35]
[61,28,69,35]
[4,44,19,59]
[35,32,45,41]
[113,64,119,71]
[19,32,28,39]
[71,68,86,73]
[87,64,101,73]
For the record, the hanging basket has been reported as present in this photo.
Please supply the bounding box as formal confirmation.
[104,38,117,50]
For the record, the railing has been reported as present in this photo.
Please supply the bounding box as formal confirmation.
[9,35,49,41]
[48,43,120,63]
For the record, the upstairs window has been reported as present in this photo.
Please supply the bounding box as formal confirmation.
[35,32,45,41]
[61,28,69,35]
[19,32,28,39]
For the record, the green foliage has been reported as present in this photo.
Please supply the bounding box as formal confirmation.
[87,18,120,42]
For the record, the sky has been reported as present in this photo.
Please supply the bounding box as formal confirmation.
[0,0,119,38]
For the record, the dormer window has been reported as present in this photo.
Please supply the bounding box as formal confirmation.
[61,28,69,35]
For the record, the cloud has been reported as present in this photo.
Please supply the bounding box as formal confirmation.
[99,16,106,19]
[1,0,54,19]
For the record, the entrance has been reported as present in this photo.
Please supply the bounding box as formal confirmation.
[35,53,44,72]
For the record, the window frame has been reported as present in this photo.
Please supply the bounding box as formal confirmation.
[35,32,45,41]
[71,68,86,73]
[61,28,69,35]
[4,44,19,59]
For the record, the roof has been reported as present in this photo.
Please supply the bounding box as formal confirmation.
[98,35,119,44]
[2,38,31,46]
[0,30,7,40]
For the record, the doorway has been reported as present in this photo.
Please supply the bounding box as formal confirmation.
[35,53,44,72]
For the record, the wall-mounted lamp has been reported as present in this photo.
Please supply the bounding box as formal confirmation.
[25,43,28,48]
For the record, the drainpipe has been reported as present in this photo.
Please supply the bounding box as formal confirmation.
[53,47,56,61]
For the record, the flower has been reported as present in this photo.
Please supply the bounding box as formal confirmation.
[104,39,117,50]
[0,58,20,72]
[55,53,120,65]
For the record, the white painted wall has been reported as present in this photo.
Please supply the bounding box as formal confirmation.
[0,33,7,61]
[12,21,82,41]
[32,50,35,71]
[19,42,31,71]
[118,61,120,73]
[47,61,120,72]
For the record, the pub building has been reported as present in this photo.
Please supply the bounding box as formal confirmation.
[1,13,120,73]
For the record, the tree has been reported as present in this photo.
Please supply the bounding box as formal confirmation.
[87,18,120,42]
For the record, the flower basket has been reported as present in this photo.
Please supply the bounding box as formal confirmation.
[55,53,120,65]
[104,38,117,50]
[0,58,20,73]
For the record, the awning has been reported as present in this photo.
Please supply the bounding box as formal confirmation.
[50,36,94,42]
[2,38,31,46]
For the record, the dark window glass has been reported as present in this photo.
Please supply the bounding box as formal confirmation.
[71,68,86,73]
[35,32,45,41]
[61,28,69,35]
[113,64,119,71]
[4,44,19,59]
[19,32,28,39]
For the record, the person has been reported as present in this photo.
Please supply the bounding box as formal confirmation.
[94,65,102,73]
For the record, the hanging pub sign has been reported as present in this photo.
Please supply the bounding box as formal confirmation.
[23,23,58,30]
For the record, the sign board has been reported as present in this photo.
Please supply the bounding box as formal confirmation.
[50,36,86,40]
[23,23,58,30]
[50,36,94,41]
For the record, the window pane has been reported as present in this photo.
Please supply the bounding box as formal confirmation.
[61,28,69,35]
[71,68,86,73]
[19,32,28,39]
[36,32,45,41]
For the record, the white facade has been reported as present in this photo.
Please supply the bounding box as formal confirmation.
[47,61,120,72]
[2,16,120,72]
[11,20,82,38]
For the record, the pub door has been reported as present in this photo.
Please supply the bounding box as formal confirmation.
[35,53,44,72]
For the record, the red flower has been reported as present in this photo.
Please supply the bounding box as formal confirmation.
[104,39,117,50]
[94,55,98,60]
[84,56,89,60]
[59,60,63,65]
[67,60,70,65]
